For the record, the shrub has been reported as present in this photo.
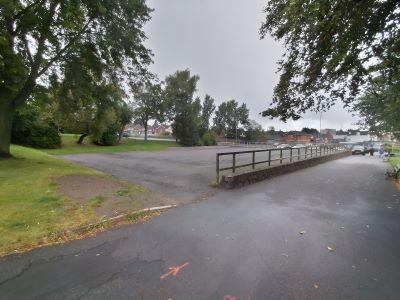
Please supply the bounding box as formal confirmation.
[12,109,61,149]
[100,128,119,146]
[200,132,217,146]
[91,124,119,146]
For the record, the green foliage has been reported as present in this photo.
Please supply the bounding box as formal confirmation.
[0,0,152,156]
[354,78,400,139]
[165,70,201,146]
[260,0,400,120]
[132,80,164,140]
[12,106,61,149]
[98,126,119,146]
[116,102,134,141]
[301,127,319,135]
[199,94,216,136]
[214,99,249,138]
[200,132,217,146]
[90,107,119,146]
[244,120,263,142]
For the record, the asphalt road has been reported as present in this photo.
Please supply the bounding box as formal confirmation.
[1,155,400,299]
[61,146,273,203]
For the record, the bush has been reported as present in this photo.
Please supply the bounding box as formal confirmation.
[100,128,119,146]
[12,109,61,149]
[91,124,119,146]
[200,132,217,146]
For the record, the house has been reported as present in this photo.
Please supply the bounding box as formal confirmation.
[283,132,315,143]
[152,124,172,136]
[124,124,145,136]
[321,129,337,135]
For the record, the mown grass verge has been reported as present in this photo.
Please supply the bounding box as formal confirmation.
[0,146,154,257]
[390,156,400,167]
[43,134,178,155]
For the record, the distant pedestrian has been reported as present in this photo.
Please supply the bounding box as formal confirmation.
[369,147,374,156]
[379,145,385,158]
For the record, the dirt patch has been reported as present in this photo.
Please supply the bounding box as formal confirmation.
[55,175,175,217]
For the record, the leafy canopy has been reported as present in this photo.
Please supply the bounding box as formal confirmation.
[260,0,400,121]
[164,70,201,146]
[0,0,152,106]
[214,99,249,138]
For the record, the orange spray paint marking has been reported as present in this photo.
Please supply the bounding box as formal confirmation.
[160,262,189,280]
[223,295,237,300]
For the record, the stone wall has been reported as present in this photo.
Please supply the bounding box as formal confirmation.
[221,151,351,189]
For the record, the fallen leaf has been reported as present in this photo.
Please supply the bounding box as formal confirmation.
[327,246,334,252]
[299,230,306,235]
[314,284,319,289]
[96,253,101,256]
[340,226,345,230]
[282,253,289,258]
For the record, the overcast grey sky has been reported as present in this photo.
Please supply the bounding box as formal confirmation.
[144,0,360,131]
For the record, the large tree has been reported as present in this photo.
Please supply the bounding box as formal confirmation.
[260,0,400,121]
[164,70,201,146]
[214,99,249,139]
[354,77,400,139]
[132,81,164,141]
[0,0,152,157]
[199,94,216,136]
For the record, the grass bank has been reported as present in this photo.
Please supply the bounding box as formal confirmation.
[0,146,154,256]
[390,156,400,167]
[43,134,178,155]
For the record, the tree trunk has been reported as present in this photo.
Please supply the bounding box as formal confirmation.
[118,124,125,144]
[144,123,148,141]
[77,133,88,144]
[0,99,14,158]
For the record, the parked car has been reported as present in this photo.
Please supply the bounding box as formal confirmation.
[372,142,383,152]
[276,144,290,149]
[122,131,130,138]
[352,145,365,155]
[291,144,305,149]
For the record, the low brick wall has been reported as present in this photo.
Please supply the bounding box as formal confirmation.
[221,151,351,189]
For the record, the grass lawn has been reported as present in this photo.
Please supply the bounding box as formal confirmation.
[0,146,153,257]
[43,134,178,155]
[390,156,400,167]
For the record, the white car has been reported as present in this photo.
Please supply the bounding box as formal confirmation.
[352,145,365,155]
[291,144,305,149]
[276,144,290,149]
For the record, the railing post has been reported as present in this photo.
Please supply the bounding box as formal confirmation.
[232,153,236,173]
[311,147,313,157]
[216,154,220,184]
[268,150,271,166]
[290,147,293,162]
[280,149,283,164]
[305,147,308,159]
[252,151,255,169]
[298,148,300,160]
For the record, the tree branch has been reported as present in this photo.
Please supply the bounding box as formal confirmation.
[22,34,33,65]
[13,0,46,20]
[12,1,58,107]
[36,16,95,78]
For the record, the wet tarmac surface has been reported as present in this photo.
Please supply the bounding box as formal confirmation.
[1,155,400,299]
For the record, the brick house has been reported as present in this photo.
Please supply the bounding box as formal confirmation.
[283,132,315,143]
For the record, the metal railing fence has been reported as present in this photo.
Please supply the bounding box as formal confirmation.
[216,144,347,182]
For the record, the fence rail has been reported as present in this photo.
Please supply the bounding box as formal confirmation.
[216,144,347,182]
